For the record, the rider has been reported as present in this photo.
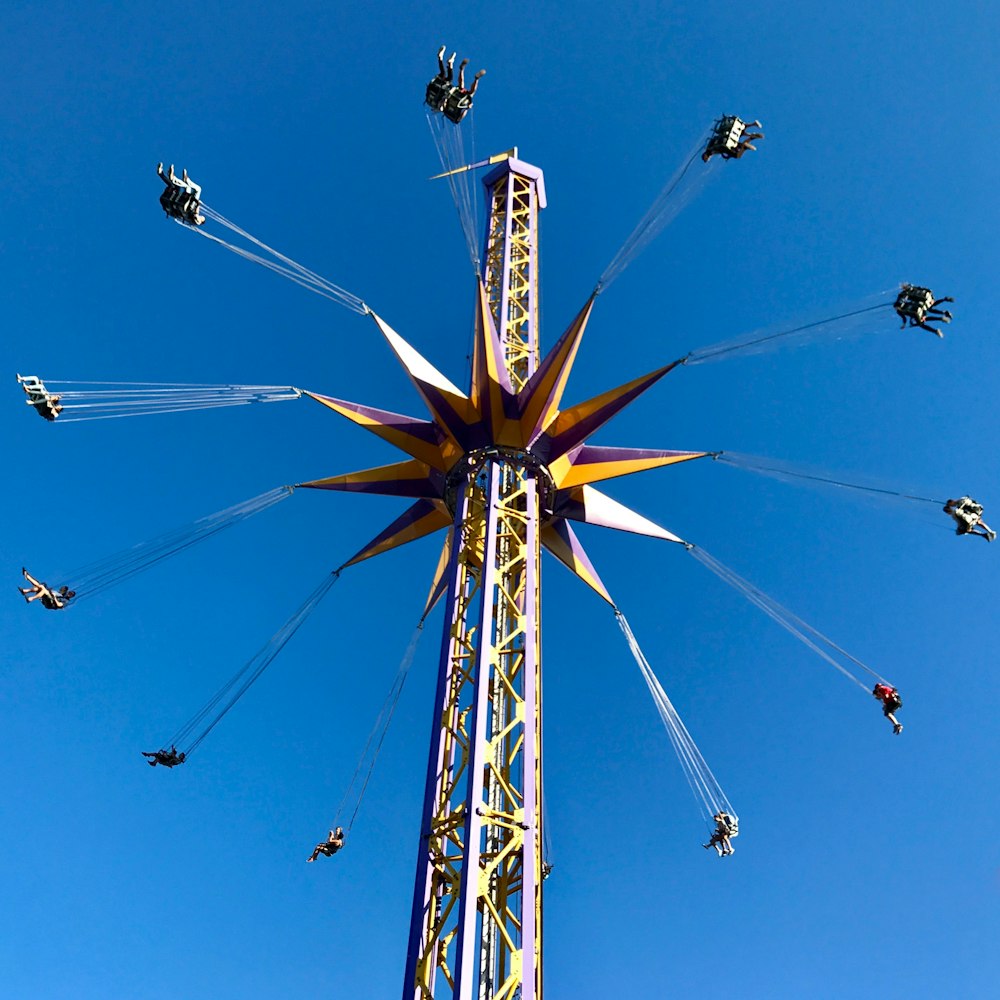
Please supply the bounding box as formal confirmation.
[142,746,186,767]
[307,827,345,862]
[454,58,486,98]
[943,497,996,541]
[703,812,738,856]
[872,683,903,734]
[425,45,456,110]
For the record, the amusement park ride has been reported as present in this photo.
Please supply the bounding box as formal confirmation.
[15,47,989,1000]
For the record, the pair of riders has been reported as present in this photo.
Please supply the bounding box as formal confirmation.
[943,496,995,541]
[702,116,764,162]
[894,284,954,338]
[17,374,62,421]
[426,45,485,124]
[19,568,75,610]
[157,162,205,226]
[704,812,738,856]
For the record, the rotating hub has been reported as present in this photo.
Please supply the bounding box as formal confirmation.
[444,446,556,519]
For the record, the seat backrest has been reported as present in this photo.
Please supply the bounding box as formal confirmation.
[425,78,452,109]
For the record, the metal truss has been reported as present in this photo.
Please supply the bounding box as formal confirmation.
[482,167,540,391]
[405,161,545,1000]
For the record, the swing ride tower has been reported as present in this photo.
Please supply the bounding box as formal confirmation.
[404,158,546,1000]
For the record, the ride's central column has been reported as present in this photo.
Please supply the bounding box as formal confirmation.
[405,159,545,1000]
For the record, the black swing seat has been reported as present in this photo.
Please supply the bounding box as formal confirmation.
[425,77,452,111]
[159,177,203,224]
[160,188,200,222]
[443,91,473,124]
[894,285,935,321]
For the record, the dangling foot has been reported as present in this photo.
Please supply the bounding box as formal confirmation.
[460,57,469,68]
[437,45,446,60]
[474,69,486,79]
[447,52,456,70]
[987,530,997,542]
[703,843,710,849]
[306,856,314,862]
[893,723,903,735]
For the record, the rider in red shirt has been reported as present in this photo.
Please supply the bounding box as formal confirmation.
[872,684,903,735]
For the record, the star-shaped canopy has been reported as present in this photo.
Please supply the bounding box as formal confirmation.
[299,281,707,609]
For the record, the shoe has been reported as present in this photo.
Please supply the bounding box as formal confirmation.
[893,723,903,735]
[474,69,486,79]
[460,57,469,67]
[437,45,446,59]
[702,844,710,850]
[988,531,996,542]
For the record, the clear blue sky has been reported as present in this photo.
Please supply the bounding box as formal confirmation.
[3,2,998,997]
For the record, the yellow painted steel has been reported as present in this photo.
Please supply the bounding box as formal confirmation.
[301,458,434,490]
[414,465,538,998]
[429,148,518,181]
[344,501,452,567]
[478,464,534,999]
[518,298,594,441]
[303,391,460,472]
[550,450,708,489]
[414,163,543,1000]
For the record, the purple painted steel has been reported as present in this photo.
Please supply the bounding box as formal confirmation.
[404,485,471,998]
[342,499,450,568]
[543,517,611,598]
[302,468,446,499]
[308,393,445,447]
[520,476,540,1000]
[482,158,547,209]
[453,462,503,998]
[537,363,680,462]
[569,444,701,465]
